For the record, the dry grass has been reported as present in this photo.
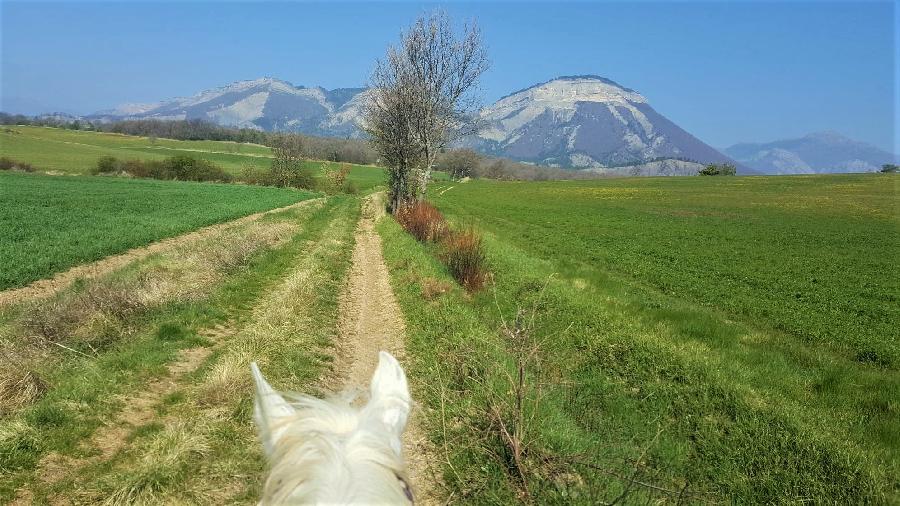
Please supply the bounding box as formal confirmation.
[420,277,452,301]
[0,370,47,416]
[440,228,488,292]
[0,214,302,419]
[396,201,449,243]
[100,420,211,506]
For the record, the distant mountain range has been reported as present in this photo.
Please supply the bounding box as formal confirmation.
[79,76,894,175]
[723,132,897,174]
[91,77,369,139]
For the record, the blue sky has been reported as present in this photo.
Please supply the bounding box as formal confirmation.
[1,1,896,152]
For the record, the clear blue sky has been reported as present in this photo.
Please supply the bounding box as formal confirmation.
[1,1,896,152]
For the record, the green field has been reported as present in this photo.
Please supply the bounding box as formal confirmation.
[2,127,898,503]
[0,171,314,290]
[0,126,387,190]
[377,173,899,502]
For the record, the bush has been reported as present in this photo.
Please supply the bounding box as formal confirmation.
[162,155,232,182]
[699,163,737,176]
[323,162,351,192]
[396,201,448,242]
[341,179,359,195]
[237,164,271,186]
[441,228,488,292]
[0,157,34,172]
[437,149,482,179]
[94,156,122,174]
[90,155,232,182]
[881,164,898,173]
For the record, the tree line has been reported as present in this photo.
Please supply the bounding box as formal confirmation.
[0,113,379,166]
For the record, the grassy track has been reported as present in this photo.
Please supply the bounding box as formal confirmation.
[0,171,314,291]
[0,196,359,503]
[379,173,899,503]
[0,126,386,190]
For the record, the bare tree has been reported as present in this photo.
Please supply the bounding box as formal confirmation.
[436,148,482,179]
[269,134,314,189]
[366,11,489,212]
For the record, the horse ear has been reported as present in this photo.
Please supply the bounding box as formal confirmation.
[369,351,411,437]
[250,362,295,458]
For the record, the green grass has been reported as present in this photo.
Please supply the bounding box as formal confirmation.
[431,174,899,366]
[0,125,387,190]
[379,173,899,503]
[0,171,314,290]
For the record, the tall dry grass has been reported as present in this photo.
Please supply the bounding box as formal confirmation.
[440,229,487,292]
[396,201,448,243]
[395,200,488,292]
[0,214,301,417]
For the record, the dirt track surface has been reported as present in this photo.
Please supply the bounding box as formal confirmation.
[0,199,319,308]
[334,193,441,504]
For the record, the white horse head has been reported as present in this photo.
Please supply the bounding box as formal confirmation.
[251,351,413,504]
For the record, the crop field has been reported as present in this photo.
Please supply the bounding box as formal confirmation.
[1,128,897,504]
[0,171,313,290]
[0,126,386,190]
[376,173,899,502]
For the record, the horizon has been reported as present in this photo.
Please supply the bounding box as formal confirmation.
[1,1,896,152]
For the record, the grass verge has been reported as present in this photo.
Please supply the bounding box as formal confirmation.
[378,207,897,503]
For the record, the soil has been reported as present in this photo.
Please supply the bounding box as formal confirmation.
[333,193,442,504]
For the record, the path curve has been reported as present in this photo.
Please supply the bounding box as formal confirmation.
[334,193,441,504]
[0,198,320,307]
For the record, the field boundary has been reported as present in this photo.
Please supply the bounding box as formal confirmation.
[0,198,322,307]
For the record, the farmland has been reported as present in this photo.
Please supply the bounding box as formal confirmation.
[1,126,897,503]
[377,173,899,502]
[0,195,359,503]
[0,126,386,190]
[0,171,313,290]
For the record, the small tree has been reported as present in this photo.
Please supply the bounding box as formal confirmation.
[881,164,898,173]
[437,148,482,179]
[270,134,315,189]
[366,11,489,212]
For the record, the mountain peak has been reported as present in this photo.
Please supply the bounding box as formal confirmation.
[550,75,636,92]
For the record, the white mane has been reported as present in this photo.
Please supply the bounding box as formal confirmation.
[251,352,413,504]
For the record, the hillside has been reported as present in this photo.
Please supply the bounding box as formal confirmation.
[724,131,897,174]
[88,75,745,174]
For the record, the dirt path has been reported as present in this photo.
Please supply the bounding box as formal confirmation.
[334,193,441,504]
[0,199,319,308]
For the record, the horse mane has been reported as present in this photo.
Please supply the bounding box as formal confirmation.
[262,393,411,504]
[251,353,413,504]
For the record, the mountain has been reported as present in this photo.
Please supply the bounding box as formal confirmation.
[91,77,368,138]
[465,75,741,171]
[90,75,744,173]
[724,132,897,174]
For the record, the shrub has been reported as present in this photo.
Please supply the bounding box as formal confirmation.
[341,179,359,195]
[441,228,488,292]
[238,164,271,186]
[0,157,34,172]
[94,156,122,174]
[91,155,232,182]
[323,162,352,192]
[162,155,232,182]
[699,163,737,176]
[396,201,448,243]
